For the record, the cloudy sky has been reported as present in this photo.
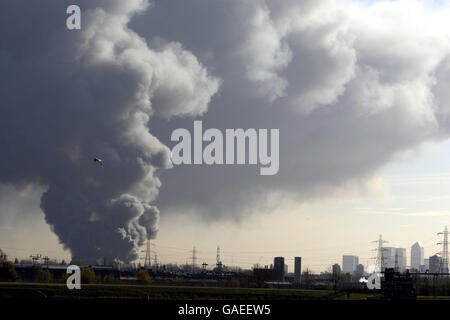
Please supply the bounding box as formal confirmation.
[2,0,450,272]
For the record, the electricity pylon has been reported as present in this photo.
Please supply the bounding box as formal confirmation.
[438,226,449,274]
[144,239,151,269]
[372,235,388,271]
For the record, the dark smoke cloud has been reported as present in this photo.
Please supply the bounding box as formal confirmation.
[129,0,450,221]
[0,0,219,262]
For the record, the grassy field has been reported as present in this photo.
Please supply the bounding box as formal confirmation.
[0,282,374,301]
[6,282,450,301]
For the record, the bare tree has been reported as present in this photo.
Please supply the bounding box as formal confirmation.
[302,268,314,288]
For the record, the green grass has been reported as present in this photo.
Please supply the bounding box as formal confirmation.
[0,282,345,301]
[333,293,374,300]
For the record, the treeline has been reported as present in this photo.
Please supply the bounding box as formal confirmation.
[1,262,155,286]
[413,277,450,296]
[33,268,155,285]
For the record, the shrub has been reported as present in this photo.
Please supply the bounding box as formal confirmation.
[36,269,53,283]
[0,262,20,281]
[230,277,240,287]
[59,273,69,283]
[103,273,116,284]
[81,268,96,284]
[136,269,152,284]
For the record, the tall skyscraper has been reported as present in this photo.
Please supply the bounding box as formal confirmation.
[332,263,341,275]
[274,257,285,281]
[342,255,359,274]
[395,248,407,272]
[411,242,424,271]
[294,257,301,284]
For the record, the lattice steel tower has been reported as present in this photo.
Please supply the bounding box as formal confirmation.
[192,246,197,273]
[373,235,388,271]
[438,226,449,274]
[216,245,222,271]
[144,239,151,269]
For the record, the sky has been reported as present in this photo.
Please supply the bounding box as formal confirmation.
[2,0,450,273]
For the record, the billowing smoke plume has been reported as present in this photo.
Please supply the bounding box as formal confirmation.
[130,0,450,221]
[0,0,219,262]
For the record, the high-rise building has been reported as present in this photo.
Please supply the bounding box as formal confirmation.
[274,257,285,281]
[429,254,441,273]
[332,263,341,275]
[382,247,407,272]
[294,257,301,284]
[342,255,359,274]
[395,248,407,272]
[411,242,424,271]
[355,264,364,278]
[382,247,395,270]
